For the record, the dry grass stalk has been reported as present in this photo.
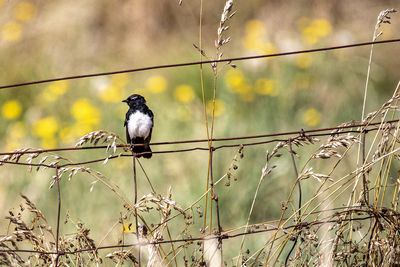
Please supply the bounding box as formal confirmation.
[0,195,101,266]
[215,0,234,51]
[361,8,397,122]
[213,0,236,70]
[75,131,123,164]
[225,144,243,186]
[374,9,397,40]
[298,168,333,183]
[314,134,359,159]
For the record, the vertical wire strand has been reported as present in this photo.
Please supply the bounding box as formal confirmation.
[362,131,369,205]
[133,155,141,266]
[209,148,223,265]
[284,139,301,266]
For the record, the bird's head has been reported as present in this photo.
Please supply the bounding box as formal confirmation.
[122,94,146,107]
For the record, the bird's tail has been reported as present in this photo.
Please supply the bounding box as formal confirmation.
[132,141,152,159]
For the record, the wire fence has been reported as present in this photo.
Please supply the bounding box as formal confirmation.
[1,37,400,266]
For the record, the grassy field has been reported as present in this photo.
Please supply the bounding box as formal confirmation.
[1,1,400,266]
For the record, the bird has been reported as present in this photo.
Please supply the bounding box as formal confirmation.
[122,94,154,158]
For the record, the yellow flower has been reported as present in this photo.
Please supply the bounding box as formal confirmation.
[243,20,265,51]
[2,21,22,42]
[146,75,167,94]
[255,79,279,96]
[49,81,68,95]
[302,108,321,127]
[312,19,332,37]
[2,100,22,119]
[302,26,319,44]
[33,117,59,138]
[225,69,244,88]
[14,2,36,22]
[207,99,225,117]
[225,69,253,97]
[71,98,100,125]
[41,81,69,102]
[295,54,312,69]
[99,84,125,103]
[98,74,129,103]
[40,136,57,149]
[302,19,332,45]
[245,20,266,37]
[123,222,134,233]
[174,85,195,103]
[176,105,192,121]
[260,42,277,54]
[242,20,276,54]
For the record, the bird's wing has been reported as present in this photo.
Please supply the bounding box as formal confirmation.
[145,127,152,144]
[124,109,132,143]
[145,107,154,144]
[126,124,131,144]
[124,113,128,127]
[148,108,154,122]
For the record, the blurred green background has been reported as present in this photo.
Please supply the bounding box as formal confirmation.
[0,0,399,264]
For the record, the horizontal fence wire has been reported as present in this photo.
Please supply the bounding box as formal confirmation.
[2,213,397,255]
[0,120,396,169]
[0,119,397,157]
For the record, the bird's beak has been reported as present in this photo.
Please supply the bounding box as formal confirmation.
[122,99,128,103]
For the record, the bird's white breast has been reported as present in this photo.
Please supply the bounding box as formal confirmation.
[127,111,153,139]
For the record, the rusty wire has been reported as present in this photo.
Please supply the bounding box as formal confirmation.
[0,119,396,158]
[1,211,398,255]
[0,125,392,168]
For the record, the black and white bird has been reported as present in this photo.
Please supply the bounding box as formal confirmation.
[122,94,154,158]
